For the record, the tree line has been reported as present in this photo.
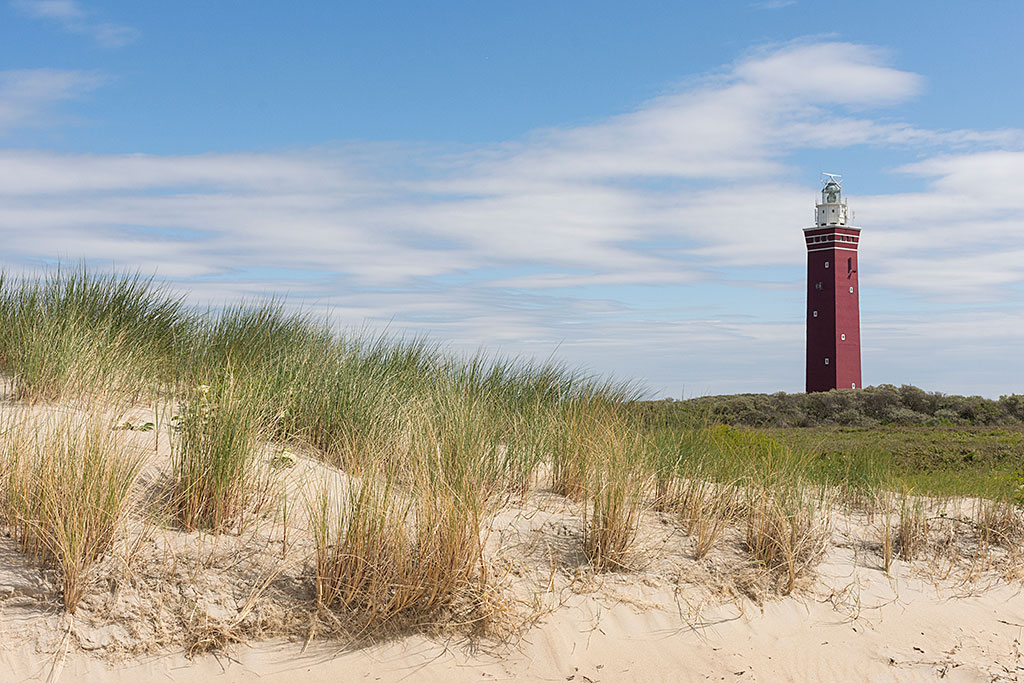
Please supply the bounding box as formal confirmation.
[636,385,1024,428]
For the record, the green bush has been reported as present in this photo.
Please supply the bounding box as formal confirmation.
[640,384,1023,429]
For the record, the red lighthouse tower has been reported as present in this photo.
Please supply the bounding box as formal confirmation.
[805,174,862,393]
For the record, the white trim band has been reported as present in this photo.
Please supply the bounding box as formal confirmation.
[806,245,860,253]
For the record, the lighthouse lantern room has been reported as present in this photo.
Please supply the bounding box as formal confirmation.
[804,174,862,393]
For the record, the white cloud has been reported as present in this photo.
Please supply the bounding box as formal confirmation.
[749,1,797,9]
[896,151,1024,202]
[15,0,82,21]
[0,69,104,135]
[12,0,138,47]
[1,41,1022,394]
[0,150,363,195]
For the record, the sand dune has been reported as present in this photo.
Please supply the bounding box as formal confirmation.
[2,402,1023,682]
[4,495,1024,681]
[5,554,1024,682]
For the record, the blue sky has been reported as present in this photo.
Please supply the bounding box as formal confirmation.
[2,1,1023,398]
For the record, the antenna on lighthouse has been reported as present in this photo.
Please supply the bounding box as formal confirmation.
[822,172,842,187]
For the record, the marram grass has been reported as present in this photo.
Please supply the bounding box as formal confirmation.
[1,410,144,612]
[171,376,271,531]
[0,265,1018,634]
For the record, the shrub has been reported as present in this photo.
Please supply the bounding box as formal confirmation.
[643,384,1023,429]
[883,406,929,426]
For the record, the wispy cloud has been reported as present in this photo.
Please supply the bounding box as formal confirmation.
[0,68,104,135]
[12,0,138,47]
[1,41,1021,395]
[749,0,797,9]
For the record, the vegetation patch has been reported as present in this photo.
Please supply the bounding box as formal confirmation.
[0,266,1019,658]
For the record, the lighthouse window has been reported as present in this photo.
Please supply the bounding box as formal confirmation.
[849,286,854,293]
[813,310,818,317]
[824,261,829,268]
[841,333,846,340]
[824,358,830,366]
[815,282,823,291]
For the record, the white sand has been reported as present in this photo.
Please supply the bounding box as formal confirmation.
[6,507,1024,682]
[6,555,1024,682]
[2,402,1023,681]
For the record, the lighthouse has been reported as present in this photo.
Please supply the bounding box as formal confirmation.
[804,174,862,393]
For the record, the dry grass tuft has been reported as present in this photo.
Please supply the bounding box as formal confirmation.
[311,473,492,634]
[551,403,592,500]
[1,410,144,612]
[745,485,832,595]
[582,415,649,571]
[683,481,738,561]
[976,499,1024,549]
[878,490,929,570]
[896,493,928,562]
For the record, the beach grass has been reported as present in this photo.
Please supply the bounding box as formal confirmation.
[1,410,144,612]
[0,266,1019,639]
